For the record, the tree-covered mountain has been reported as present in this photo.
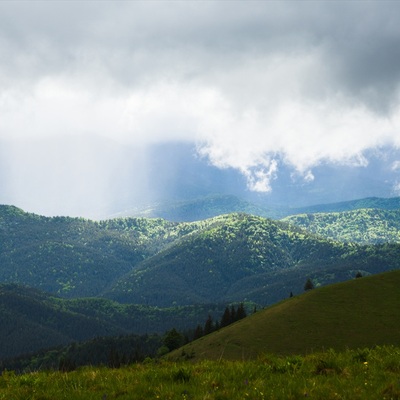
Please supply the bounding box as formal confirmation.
[0,205,206,297]
[0,284,225,359]
[2,205,400,309]
[283,208,400,244]
[2,202,400,360]
[103,213,400,306]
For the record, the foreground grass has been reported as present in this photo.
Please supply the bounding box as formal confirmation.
[1,346,400,399]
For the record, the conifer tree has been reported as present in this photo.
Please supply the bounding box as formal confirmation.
[304,278,314,291]
[236,303,247,320]
[193,324,203,340]
[220,306,231,327]
[204,315,214,335]
[230,305,236,322]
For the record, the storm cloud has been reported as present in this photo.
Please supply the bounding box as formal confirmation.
[1,1,400,215]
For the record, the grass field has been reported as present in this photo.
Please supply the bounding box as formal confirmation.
[1,346,400,399]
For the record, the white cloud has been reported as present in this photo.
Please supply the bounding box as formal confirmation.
[392,161,400,171]
[1,1,400,213]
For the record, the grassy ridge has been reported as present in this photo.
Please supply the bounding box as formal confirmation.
[171,270,400,360]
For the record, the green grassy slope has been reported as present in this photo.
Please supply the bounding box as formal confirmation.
[283,208,400,244]
[170,270,400,360]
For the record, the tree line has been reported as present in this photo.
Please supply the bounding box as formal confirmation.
[160,303,248,355]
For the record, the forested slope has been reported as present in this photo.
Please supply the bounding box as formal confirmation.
[283,209,400,244]
[2,205,400,308]
[103,213,400,306]
[0,284,224,359]
[0,205,202,297]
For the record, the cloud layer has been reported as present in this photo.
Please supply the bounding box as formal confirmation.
[1,1,400,214]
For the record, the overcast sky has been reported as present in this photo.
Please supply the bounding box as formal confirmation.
[1,1,400,216]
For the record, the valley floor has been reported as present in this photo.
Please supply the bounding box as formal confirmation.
[1,346,399,399]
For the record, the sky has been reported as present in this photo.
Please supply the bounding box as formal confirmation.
[1,0,400,217]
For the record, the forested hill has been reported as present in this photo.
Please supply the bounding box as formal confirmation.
[0,205,204,297]
[0,283,223,359]
[283,209,400,244]
[103,213,400,306]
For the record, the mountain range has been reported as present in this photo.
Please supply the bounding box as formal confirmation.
[2,195,400,360]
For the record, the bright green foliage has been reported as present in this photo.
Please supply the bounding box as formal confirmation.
[104,213,400,306]
[0,346,400,399]
[0,205,203,297]
[283,208,400,244]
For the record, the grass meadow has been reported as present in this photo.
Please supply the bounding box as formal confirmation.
[1,345,400,399]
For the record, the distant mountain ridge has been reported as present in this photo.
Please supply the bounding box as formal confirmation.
[113,194,400,222]
[288,196,400,215]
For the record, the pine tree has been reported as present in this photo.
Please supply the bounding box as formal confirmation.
[193,324,203,340]
[204,315,214,335]
[220,306,232,327]
[236,303,247,320]
[230,305,236,322]
[304,278,314,291]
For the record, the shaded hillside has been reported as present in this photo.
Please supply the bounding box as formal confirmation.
[283,208,400,244]
[0,284,225,359]
[103,213,400,306]
[170,270,400,360]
